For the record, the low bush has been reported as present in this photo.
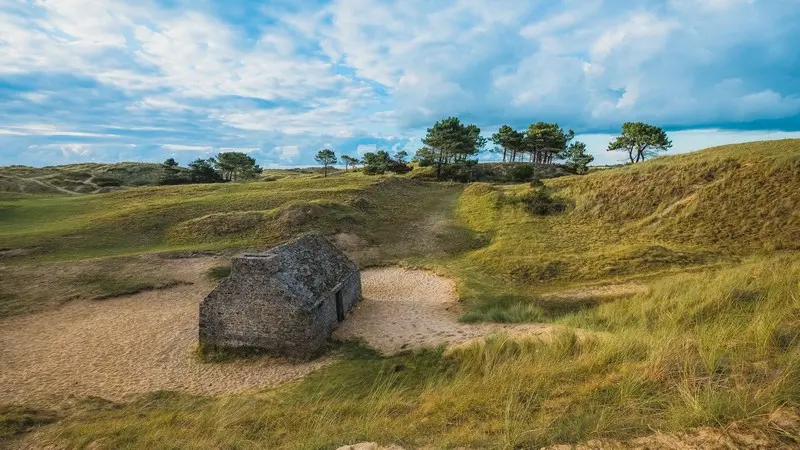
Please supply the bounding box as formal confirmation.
[206,265,232,281]
[514,187,568,215]
[93,177,123,187]
[510,163,535,181]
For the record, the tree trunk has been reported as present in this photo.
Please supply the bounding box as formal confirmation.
[436,148,444,180]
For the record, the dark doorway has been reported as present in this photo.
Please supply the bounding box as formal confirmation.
[335,289,345,322]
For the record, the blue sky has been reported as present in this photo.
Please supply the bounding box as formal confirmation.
[1,0,800,167]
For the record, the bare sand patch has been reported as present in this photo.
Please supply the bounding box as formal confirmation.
[1,263,552,406]
[0,258,329,406]
[334,267,551,354]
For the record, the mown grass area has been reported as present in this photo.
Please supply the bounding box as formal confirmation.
[21,255,799,448]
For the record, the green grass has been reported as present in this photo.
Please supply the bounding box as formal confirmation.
[444,139,800,322]
[0,174,461,264]
[0,174,463,318]
[0,406,59,442]
[205,265,232,282]
[2,140,800,447]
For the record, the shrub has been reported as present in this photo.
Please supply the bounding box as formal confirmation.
[438,160,478,182]
[511,163,536,181]
[361,150,411,175]
[518,187,567,215]
[93,177,123,187]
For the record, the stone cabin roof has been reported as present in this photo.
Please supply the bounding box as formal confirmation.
[231,233,359,312]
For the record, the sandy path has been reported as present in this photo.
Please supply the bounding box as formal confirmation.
[334,267,551,354]
[0,258,329,406]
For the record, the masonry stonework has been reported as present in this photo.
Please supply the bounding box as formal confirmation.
[199,233,361,357]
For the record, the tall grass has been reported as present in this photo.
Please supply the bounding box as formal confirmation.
[27,256,799,448]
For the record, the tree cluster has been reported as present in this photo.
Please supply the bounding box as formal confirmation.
[410,118,668,181]
[159,151,263,185]
[412,119,596,180]
[415,117,486,180]
[491,122,576,164]
[360,150,411,175]
[607,122,673,163]
[313,149,411,176]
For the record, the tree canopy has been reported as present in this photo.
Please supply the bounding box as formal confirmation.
[340,155,359,172]
[188,158,222,183]
[212,152,262,181]
[421,117,486,179]
[524,122,575,164]
[563,141,594,174]
[315,149,337,177]
[607,122,672,163]
[361,150,410,175]
[491,125,525,163]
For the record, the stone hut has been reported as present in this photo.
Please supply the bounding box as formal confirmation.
[199,233,361,357]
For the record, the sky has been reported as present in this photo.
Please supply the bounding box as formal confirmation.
[1,0,800,168]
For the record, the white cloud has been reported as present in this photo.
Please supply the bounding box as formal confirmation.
[0,124,119,138]
[161,144,213,152]
[275,145,300,160]
[1,0,799,167]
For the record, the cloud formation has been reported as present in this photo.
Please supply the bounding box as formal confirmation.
[1,0,799,166]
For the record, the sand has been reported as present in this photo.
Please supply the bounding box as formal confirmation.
[1,262,549,406]
[334,267,550,354]
[0,258,329,406]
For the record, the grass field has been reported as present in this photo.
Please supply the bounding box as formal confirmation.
[1,140,799,448]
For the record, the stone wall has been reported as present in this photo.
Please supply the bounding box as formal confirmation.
[304,271,362,354]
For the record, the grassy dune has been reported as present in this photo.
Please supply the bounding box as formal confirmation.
[0,175,462,262]
[2,140,799,447]
[0,175,463,318]
[450,139,800,322]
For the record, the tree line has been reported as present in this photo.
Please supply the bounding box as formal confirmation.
[160,152,262,185]
[315,149,411,177]
[409,118,672,180]
[412,117,595,180]
[160,119,671,185]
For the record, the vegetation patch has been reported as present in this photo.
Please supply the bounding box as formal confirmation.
[508,187,569,215]
[169,211,268,244]
[0,257,189,318]
[0,405,59,442]
[205,265,232,282]
[93,176,123,187]
[28,257,800,448]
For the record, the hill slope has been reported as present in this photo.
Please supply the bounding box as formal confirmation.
[0,162,168,195]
